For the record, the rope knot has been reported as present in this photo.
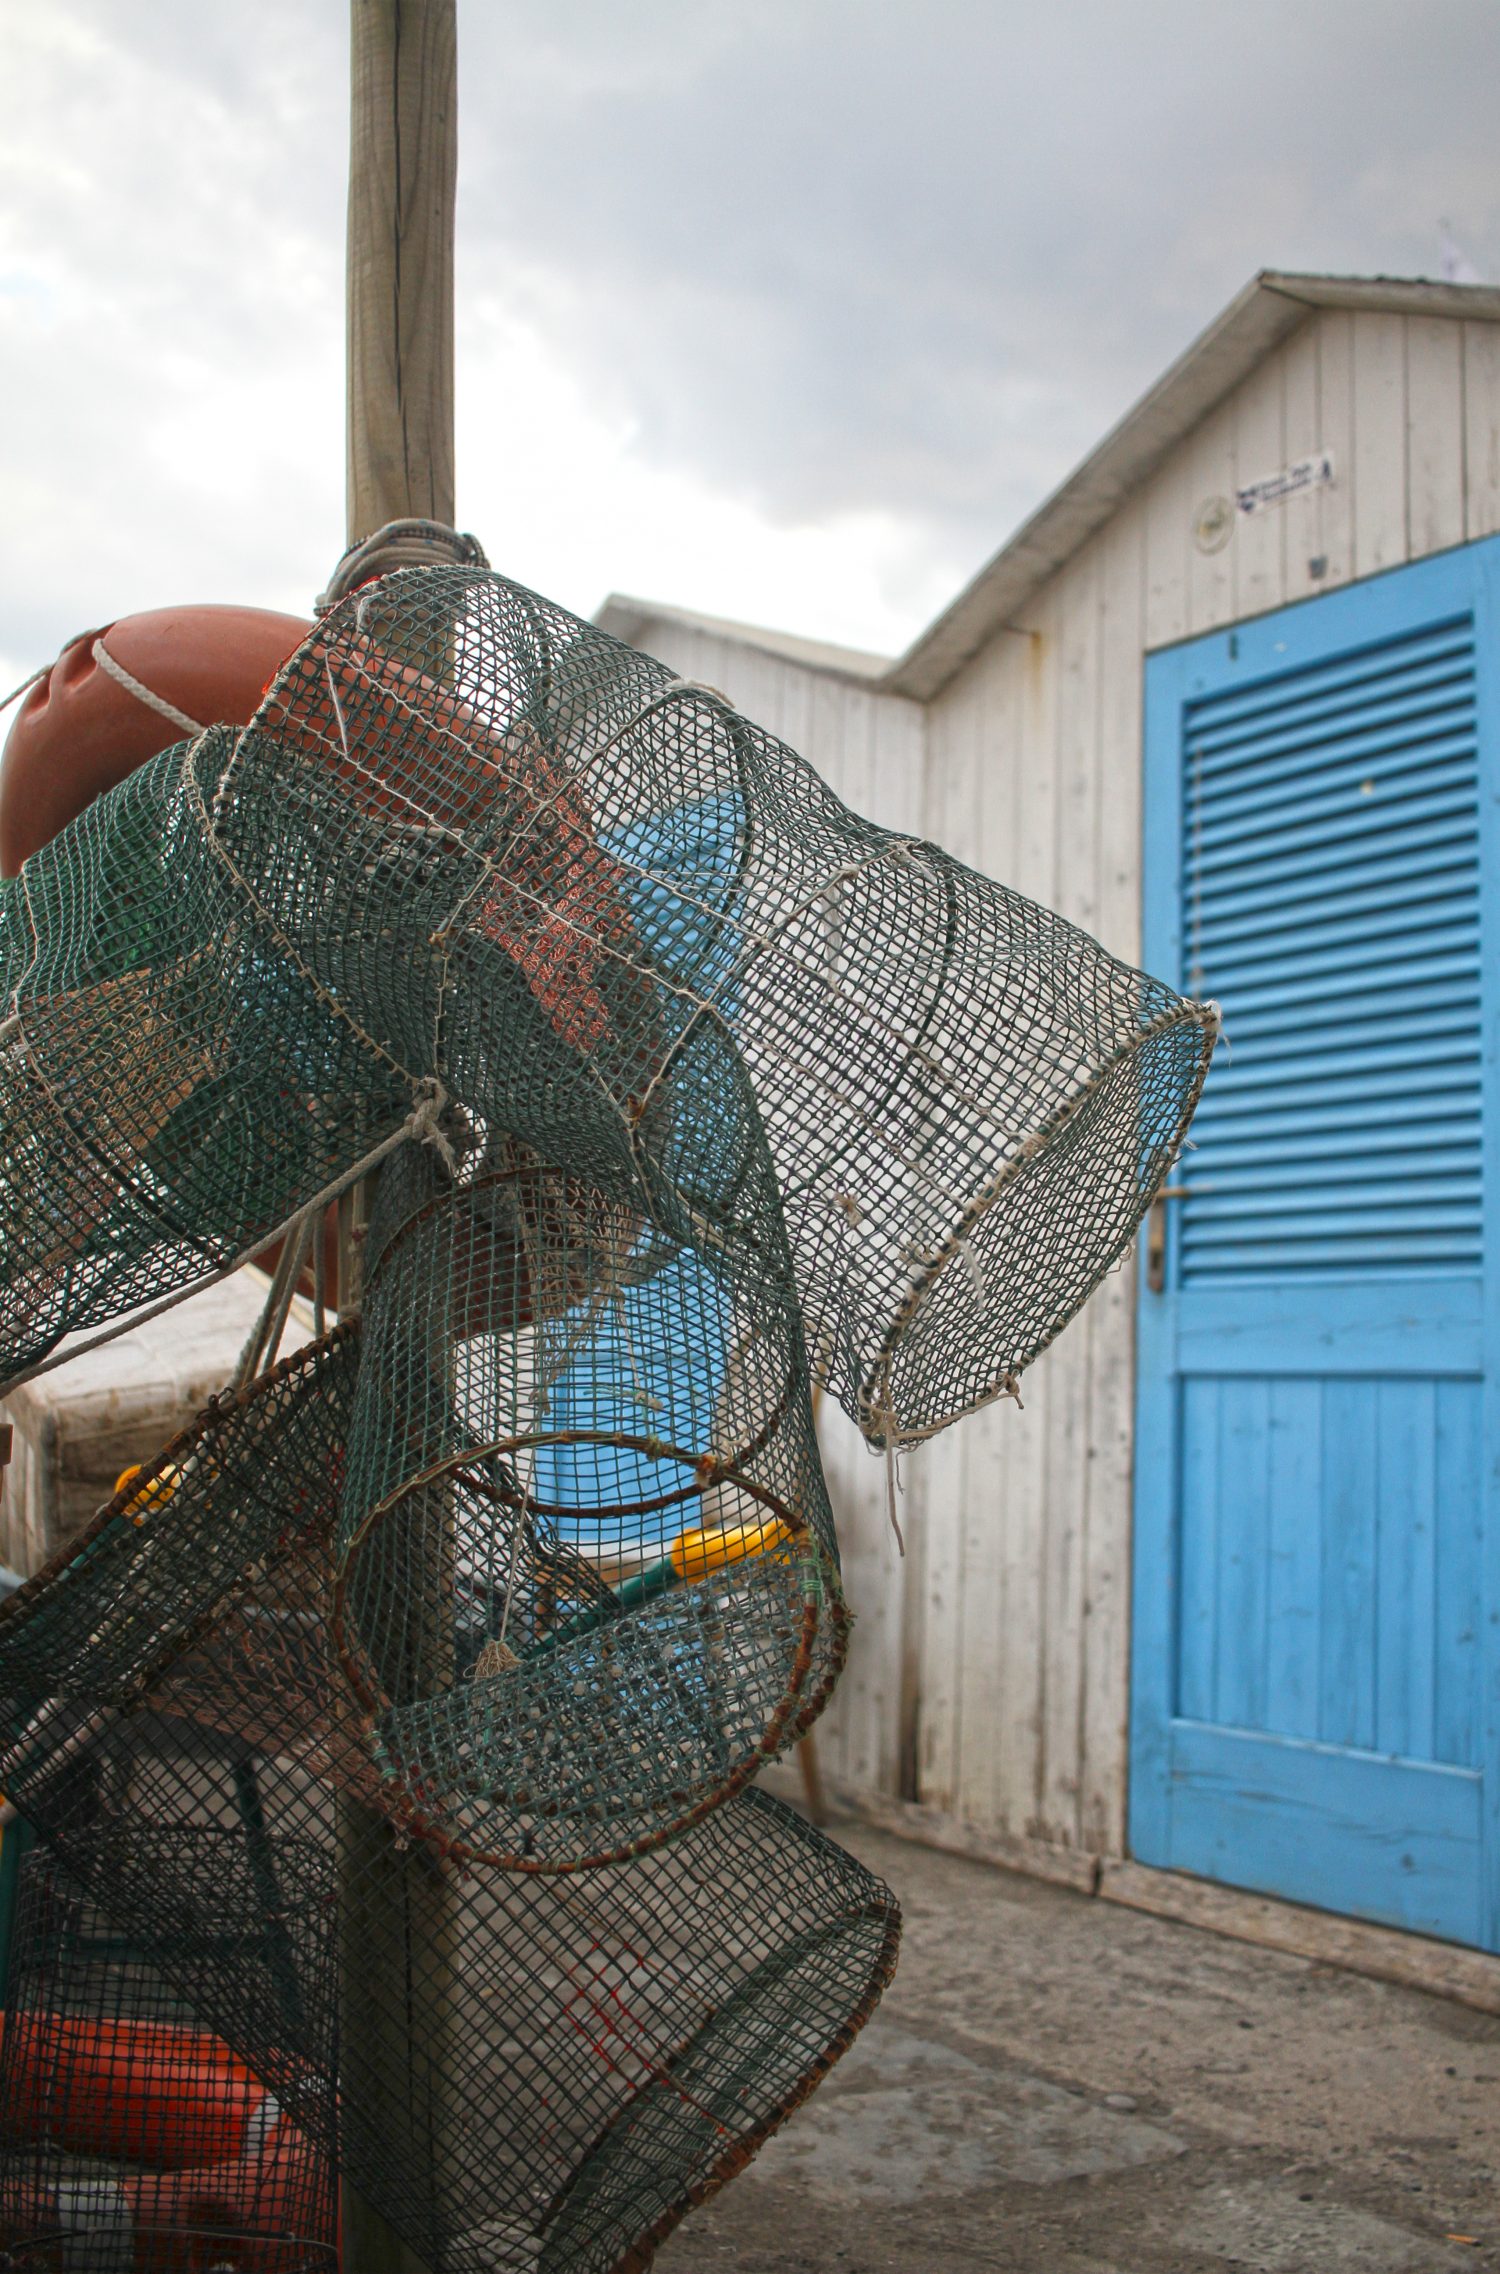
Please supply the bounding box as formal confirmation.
[407,1078,460,1174]
[316,522,490,615]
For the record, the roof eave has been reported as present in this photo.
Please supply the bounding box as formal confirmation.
[595,593,894,684]
[884,270,1500,701]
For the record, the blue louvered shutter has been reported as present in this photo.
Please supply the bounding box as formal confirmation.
[1179,615,1480,1283]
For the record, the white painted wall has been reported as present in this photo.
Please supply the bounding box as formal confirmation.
[619,303,1500,1872]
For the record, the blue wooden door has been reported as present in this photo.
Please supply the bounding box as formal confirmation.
[1132,538,1500,1950]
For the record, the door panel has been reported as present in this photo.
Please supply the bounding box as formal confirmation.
[1173,1372,1481,1759]
[1132,538,1500,1950]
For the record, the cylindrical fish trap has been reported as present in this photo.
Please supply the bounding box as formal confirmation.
[0,1335,894,2274]
[0,738,406,1393]
[0,1843,336,2272]
[333,1138,845,1868]
[334,1789,901,2274]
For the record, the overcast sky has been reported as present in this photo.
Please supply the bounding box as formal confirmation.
[2,0,1498,695]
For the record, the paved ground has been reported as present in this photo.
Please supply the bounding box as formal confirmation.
[655,1815,1500,2274]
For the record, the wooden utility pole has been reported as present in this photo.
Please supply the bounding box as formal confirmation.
[339,9,458,2269]
[347,0,457,544]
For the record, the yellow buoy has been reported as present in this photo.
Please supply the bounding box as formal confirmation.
[670,1514,793,1584]
[112,1462,182,1525]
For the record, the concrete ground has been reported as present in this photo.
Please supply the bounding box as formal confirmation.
[655,1816,1500,2274]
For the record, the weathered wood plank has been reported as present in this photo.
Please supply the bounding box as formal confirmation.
[1184,394,1238,635]
[950,641,1033,1834]
[870,685,930,1798]
[1036,563,1100,1845]
[718,636,761,718]
[915,670,983,1813]
[798,671,871,1798]
[950,1415,1006,1830]
[931,664,1000,1828]
[1280,319,1325,604]
[871,694,926,836]
[1463,320,1500,539]
[1406,315,1466,559]
[1232,349,1287,622]
[812,682,893,1800]
[990,599,1060,1837]
[1315,308,1357,590]
[735,646,808,747]
[820,1399,890,1795]
[1080,500,1148,1855]
[865,683,927,1813]
[1144,433,1193,651]
[1351,311,1408,578]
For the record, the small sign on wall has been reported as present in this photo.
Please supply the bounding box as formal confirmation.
[1236,451,1335,516]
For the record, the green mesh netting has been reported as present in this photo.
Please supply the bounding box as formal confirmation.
[0,1336,898,2271]
[0,564,1213,2270]
[0,738,406,1388]
[1,565,1213,1438]
[0,1843,339,2269]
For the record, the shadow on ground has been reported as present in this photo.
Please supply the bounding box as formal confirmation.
[655,1815,1500,2273]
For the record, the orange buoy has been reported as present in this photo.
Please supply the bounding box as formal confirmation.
[0,2009,333,2269]
[0,603,311,877]
[123,2108,327,2267]
[259,628,643,1052]
[0,2008,274,2168]
[4,2112,328,2270]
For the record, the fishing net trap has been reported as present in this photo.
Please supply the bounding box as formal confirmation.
[0,563,1214,2270]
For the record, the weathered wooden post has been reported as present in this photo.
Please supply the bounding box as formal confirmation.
[346,0,456,539]
[338,8,457,2268]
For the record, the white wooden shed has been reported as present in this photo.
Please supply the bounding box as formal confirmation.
[600,270,1500,1983]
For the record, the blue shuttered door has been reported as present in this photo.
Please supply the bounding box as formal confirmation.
[1132,538,1500,1950]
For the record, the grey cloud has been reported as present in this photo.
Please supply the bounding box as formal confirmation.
[457,0,1500,544]
[0,0,346,673]
[2,0,1499,677]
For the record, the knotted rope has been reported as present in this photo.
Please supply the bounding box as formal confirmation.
[316,519,490,615]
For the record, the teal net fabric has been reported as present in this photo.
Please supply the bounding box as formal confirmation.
[0,564,1213,2269]
[0,1337,896,2270]
[0,740,404,1386]
[335,1136,844,1871]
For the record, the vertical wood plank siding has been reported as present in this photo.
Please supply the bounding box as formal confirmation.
[617,306,1500,1865]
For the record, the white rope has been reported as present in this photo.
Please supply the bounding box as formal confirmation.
[0,662,47,719]
[406,1076,460,1174]
[0,626,109,720]
[884,1440,905,1557]
[90,637,204,738]
[869,1362,906,1556]
[316,523,489,616]
[493,1478,532,1657]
